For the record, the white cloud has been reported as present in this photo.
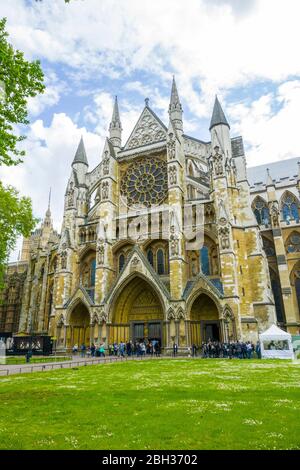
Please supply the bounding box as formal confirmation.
[2,0,300,114]
[27,70,68,117]
[0,113,102,236]
[229,80,300,166]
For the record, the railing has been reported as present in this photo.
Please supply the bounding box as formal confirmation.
[0,354,159,376]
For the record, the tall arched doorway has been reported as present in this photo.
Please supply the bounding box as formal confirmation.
[190,293,220,345]
[110,276,164,346]
[68,302,90,348]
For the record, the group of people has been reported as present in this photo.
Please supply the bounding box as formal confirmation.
[72,339,262,359]
[72,343,106,358]
[72,339,161,358]
[108,339,161,357]
[191,340,262,359]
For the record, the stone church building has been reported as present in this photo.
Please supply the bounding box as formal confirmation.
[1,78,300,352]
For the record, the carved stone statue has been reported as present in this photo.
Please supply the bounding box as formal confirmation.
[61,250,67,269]
[103,151,110,176]
[219,226,230,250]
[167,132,176,160]
[170,225,179,256]
[67,182,74,207]
[102,181,109,200]
[98,240,105,265]
[270,202,279,227]
[169,165,177,185]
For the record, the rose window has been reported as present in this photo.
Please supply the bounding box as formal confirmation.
[120,157,168,207]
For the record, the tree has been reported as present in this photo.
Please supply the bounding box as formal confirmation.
[0,18,45,166]
[0,183,37,288]
[0,18,45,287]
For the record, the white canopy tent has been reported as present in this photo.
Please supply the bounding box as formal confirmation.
[259,324,294,359]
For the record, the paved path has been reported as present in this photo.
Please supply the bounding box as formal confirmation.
[0,355,161,376]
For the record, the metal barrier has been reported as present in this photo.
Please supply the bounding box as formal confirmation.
[0,354,159,376]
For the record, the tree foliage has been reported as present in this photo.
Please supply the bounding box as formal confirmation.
[0,183,37,287]
[0,18,45,166]
[0,18,45,288]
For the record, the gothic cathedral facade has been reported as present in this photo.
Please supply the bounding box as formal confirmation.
[1,79,300,352]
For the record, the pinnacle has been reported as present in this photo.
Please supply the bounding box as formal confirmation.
[209,95,230,131]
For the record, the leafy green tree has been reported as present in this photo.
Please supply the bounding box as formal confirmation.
[0,18,45,166]
[0,18,44,287]
[0,183,37,287]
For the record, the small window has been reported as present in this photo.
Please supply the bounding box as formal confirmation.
[200,246,210,276]
[147,249,154,267]
[119,254,125,273]
[157,249,165,275]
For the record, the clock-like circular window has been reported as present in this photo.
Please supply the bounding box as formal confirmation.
[120,157,168,208]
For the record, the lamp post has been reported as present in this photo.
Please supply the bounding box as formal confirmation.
[26,309,33,363]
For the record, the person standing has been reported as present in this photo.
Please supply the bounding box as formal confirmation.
[173,342,178,357]
[90,343,96,357]
[80,343,86,358]
[255,341,261,359]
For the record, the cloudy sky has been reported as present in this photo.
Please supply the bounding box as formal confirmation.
[1,0,300,260]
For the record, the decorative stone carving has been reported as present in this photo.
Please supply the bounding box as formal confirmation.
[212,146,224,176]
[61,250,67,269]
[170,225,179,257]
[219,226,230,250]
[97,239,105,265]
[67,182,74,207]
[167,308,175,320]
[98,310,108,323]
[167,132,176,160]
[270,202,279,227]
[169,165,177,185]
[131,256,140,267]
[102,181,109,200]
[126,108,166,149]
[103,151,110,176]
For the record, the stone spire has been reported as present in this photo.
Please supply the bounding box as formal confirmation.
[72,136,88,167]
[209,96,230,131]
[169,76,183,134]
[266,168,274,187]
[109,95,122,149]
[46,187,51,218]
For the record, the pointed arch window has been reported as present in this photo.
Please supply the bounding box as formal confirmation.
[157,249,165,275]
[119,254,125,273]
[281,192,300,223]
[252,197,270,225]
[200,246,210,276]
[147,249,154,267]
[262,237,276,257]
[286,232,300,253]
[90,259,96,287]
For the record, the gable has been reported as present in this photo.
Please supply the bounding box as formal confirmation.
[124,107,167,150]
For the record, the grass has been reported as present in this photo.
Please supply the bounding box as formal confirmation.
[2,356,71,365]
[0,358,299,450]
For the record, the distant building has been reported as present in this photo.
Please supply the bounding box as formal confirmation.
[1,79,300,351]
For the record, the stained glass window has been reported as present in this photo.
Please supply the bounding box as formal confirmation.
[263,238,276,256]
[252,197,270,225]
[157,249,165,275]
[120,157,168,208]
[286,233,300,253]
[200,246,210,276]
[90,259,96,287]
[281,193,300,222]
[119,254,125,273]
[147,249,154,267]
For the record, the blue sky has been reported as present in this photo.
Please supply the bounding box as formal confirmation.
[1,0,300,259]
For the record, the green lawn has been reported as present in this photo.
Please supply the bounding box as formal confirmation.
[0,359,299,450]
